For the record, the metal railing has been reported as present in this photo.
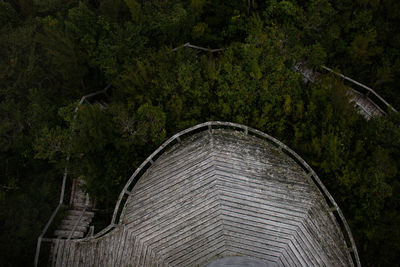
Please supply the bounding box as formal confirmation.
[81,121,360,267]
[34,85,110,267]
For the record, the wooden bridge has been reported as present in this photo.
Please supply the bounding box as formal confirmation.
[48,122,360,266]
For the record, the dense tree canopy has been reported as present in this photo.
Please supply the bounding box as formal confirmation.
[1,0,399,266]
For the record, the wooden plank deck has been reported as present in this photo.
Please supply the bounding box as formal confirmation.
[52,128,355,266]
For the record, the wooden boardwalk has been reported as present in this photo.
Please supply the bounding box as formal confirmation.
[295,63,393,119]
[51,126,357,266]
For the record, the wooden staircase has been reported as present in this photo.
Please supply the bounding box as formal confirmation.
[54,178,94,239]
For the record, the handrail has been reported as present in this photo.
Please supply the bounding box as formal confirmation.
[171,42,223,53]
[67,206,87,240]
[34,85,110,267]
[322,66,398,113]
[82,121,360,267]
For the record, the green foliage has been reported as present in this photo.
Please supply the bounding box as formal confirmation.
[18,0,34,17]
[64,2,98,63]
[34,126,69,162]
[36,16,87,93]
[95,21,147,80]
[33,0,66,15]
[192,22,208,40]
[190,0,208,14]
[348,30,383,65]
[1,0,400,266]
[142,1,189,45]
[124,0,141,22]
[98,0,126,22]
[0,1,18,28]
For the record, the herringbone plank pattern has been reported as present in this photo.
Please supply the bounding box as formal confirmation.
[52,129,353,267]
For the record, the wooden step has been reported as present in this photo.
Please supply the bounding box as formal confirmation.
[59,219,89,229]
[64,214,93,223]
[54,230,84,239]
[67,209,95,217]
[58,222,88,232]
[72,203,91,210]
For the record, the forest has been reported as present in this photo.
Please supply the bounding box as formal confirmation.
[0,0,399,266]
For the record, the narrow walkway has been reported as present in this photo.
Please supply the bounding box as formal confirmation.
[294,62,392,119]
[54,178,94,239]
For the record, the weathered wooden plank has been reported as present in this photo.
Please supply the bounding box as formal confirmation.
[127,232,139,266]
[72,242,81,266]
[55,240,65,267]
[107,231,115,266]
[125,185,220,242]
[122,154,216,221]
[88,242,94,266]
[51,239,59,267]
[53,127,356,267]
[131,134,211,192]
[150,207,222,255]
[124,176,218,229]
[54,230,84,239]
[125,173,218,229]
[116,229,129,267]
[112,229,123,267]
[159,221,225,264]
[125,149,214,207]
[172,234,227,266]
[216,171,318,205]
[60,241,71,267]
[123,158,216,224]
[66,241,76,267]
[225,245,279,266]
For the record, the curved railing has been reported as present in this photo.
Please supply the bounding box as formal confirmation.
[82,121,361,267]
